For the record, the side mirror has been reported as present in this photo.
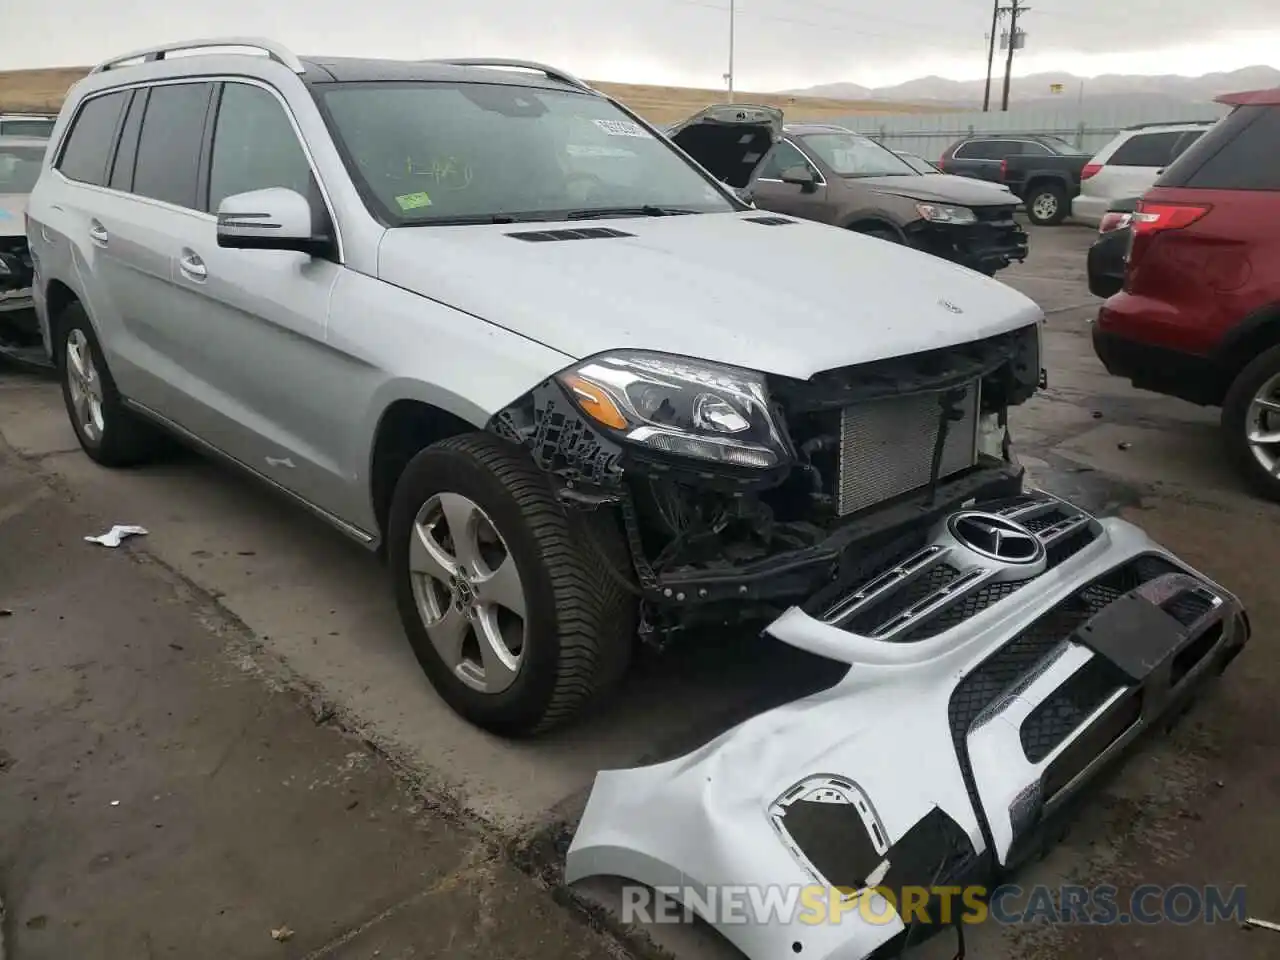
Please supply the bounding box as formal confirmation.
[216,187,331,256]
[779,165,818,192]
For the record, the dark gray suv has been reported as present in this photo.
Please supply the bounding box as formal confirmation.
[667,112,1028,275]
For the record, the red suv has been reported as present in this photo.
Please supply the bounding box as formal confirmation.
[1093,87,1280,499]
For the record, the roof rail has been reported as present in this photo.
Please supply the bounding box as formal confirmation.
[1122,118,1217,131]
[430,58,593,92]
[90,37,306,75]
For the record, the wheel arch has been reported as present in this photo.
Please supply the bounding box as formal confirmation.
[1213,303,1280,398]
[367,393,487,544]
[44,278,88,362]
[844,216,907,242]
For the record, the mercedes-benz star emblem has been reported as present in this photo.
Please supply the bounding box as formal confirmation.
[949,511,1044,564]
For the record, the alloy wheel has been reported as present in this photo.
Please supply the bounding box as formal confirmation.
[1246,372,1280,476]
[408,492,527,694]
[1032,193,1059,221]
[65,329,105,444]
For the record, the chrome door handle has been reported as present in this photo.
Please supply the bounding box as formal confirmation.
[88,220,109,245]
[178,251,207,281]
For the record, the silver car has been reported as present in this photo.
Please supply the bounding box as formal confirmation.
[0,135,46,346]
[25,38,1244,762]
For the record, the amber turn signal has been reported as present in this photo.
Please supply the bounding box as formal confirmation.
[561,375,628,430]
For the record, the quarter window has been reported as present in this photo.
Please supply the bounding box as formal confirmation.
[1108,131,1183,167]
[56,91,129,186]
[208,83,314,212]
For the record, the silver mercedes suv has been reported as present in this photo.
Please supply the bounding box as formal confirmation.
[26,40,1245,756]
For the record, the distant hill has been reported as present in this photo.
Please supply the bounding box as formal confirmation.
[788,65,1280,109]
[0,65,945,126]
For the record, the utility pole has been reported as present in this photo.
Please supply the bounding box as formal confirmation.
[1000,0,1028,112]
[727,0,736,102]
[982,0,1000,112]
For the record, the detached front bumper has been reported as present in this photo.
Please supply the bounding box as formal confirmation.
[567,490,1248,960]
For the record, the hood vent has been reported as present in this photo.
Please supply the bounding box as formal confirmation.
[743,215,796,226]
[507,227,635,242]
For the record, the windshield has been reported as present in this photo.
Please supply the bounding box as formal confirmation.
[797,132,918,177]
[0,144,44,194]
[317,82,739,224]
[895,151,938,174]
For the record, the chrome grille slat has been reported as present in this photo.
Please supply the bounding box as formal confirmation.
[1036,513,1091,547]
[870,567,993,638]
[822,545,950,625]
[822,491,1105,642]
[835,381,980,516]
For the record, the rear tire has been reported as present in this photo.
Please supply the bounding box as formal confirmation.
[1026,183,1068,226]
[388,432,634,736]
[56,302,165,467]
[1222,344,1280,503]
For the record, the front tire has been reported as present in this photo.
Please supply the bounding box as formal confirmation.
[388,433,634,736]
[1026,183,1068,226]
[1222,344,1280,503]
[56,302,164,467]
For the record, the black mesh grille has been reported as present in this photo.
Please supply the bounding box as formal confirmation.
[947,554,1181,827]
[1162,591,1214,626]
[1020,658,1125,763]
[974,205,1016,222]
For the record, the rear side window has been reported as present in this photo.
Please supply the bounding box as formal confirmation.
[132,81,214,209]
[56,91,129,186]
[1018,141,1052,156]
[955,140,1000,160]
[1158,106,1280,191]
[1108,131,1183,167]
[208,83,314,211]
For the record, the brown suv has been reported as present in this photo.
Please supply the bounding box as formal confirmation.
[667,110,1028,275]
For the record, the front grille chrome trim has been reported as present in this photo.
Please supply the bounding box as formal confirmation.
[869,567,994,638]
[821,544,951,626]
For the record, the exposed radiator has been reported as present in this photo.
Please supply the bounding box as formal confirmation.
[836,381,980,516]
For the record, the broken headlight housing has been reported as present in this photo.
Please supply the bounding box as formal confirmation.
[555,350,789,469]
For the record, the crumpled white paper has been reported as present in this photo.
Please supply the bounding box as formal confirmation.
[85,525,149,548]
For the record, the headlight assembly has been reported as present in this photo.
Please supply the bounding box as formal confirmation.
[915,202,977,225]
[555,350,788,469]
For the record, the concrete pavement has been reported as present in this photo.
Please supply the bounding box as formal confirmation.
[0,438,625,959]
[1,222,1278,959]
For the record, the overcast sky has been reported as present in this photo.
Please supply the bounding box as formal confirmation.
[4,0,1279,90]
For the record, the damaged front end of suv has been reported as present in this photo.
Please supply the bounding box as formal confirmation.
[489,321,1044,645]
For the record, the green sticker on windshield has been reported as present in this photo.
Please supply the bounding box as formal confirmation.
[395,191,433,211]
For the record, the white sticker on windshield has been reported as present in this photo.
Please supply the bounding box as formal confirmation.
[592,119,652,138]
[566,144,637,158]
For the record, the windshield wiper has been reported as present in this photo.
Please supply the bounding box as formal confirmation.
[564,205,701,220]
[408,213,542,226]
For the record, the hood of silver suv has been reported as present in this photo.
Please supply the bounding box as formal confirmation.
[377,212,1043,379]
